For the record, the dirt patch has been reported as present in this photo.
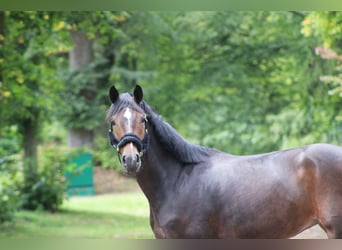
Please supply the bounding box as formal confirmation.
[93,167,140,194]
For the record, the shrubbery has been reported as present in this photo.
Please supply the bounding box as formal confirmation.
[0,155,23,222]
[0,126,23,222]
[0,145,82,224]
[21,147,79,212]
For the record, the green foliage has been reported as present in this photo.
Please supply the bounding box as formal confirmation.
[40,120,67,145]
[301,12,342,51]
[2,11,342,182]
[0,125,21,157]
[92,136,122,171]
[0,12,69,207]
[133,11,342,153]
[0,154,23,223]
[0,11,64,126]
[58,60,109,130]
[21,147,77,212]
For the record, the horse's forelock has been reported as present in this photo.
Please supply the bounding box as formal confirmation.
[106,93,145,122]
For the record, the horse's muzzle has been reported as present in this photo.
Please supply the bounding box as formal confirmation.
[122,153,141,176]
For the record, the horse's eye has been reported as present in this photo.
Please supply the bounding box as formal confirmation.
[111,121,116,126]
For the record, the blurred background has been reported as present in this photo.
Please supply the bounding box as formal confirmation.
[0,11,341,238]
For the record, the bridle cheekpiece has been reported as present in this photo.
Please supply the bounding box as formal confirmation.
[108,114,149,159]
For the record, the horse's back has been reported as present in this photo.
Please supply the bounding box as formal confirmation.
[225,143,342,239]
[203,143,342,238]
[177,146,317,238]
[153,143,342,238]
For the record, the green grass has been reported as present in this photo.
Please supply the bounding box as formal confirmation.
[0,192,154,239]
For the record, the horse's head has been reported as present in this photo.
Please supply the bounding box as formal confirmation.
[107,85,149,176]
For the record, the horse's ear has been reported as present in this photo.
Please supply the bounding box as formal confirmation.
[133,85,143,104]
[109,86,119,103]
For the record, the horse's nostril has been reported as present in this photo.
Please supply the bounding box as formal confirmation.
[122,155,127,164]
[136,154,140,162]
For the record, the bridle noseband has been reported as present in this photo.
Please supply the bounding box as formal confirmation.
[108,114,149,160]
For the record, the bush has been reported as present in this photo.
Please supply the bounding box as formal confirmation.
[21,147,79,212]
[0,126,21,158]
[0,155,23,223]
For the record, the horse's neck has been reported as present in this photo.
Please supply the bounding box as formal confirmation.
[136,130,181,208]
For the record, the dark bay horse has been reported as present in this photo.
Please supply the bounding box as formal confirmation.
[107,85,342,239]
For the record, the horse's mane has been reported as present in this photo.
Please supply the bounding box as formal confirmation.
[142,102,215,164]
[106,93,215,164]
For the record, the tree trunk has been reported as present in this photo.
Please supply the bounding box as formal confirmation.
[121,52,138,87]
[67,128,94,148]
[22,111,39,185]
[0,11,4,85]
[68,30,94,148]
[69,30,94,71]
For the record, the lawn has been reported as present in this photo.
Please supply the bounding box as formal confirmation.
[0,192,154,239]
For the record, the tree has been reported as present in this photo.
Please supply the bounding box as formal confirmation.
[0,11,65,208]
[0,12,4,87]
[54,12,131,148]
[67,28,96,147]
[2,11,341,181]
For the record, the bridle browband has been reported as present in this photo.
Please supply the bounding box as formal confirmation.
[108,112,149,160]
